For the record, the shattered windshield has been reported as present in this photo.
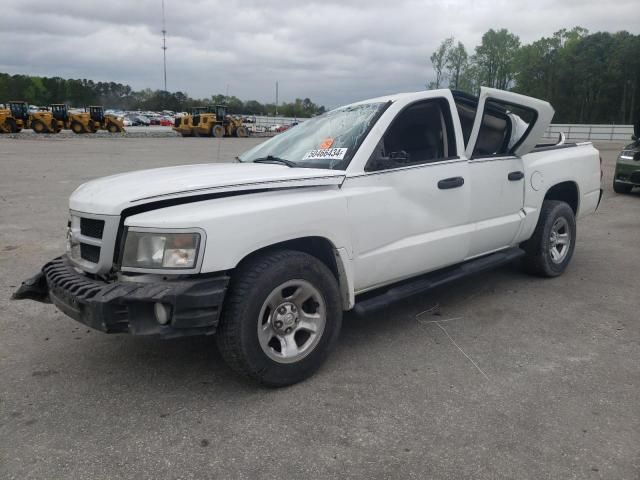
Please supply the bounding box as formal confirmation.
[238,102,388,170]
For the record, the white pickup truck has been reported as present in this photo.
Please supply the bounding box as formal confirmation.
[14,87,602,386]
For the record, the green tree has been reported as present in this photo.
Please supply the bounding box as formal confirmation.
[429,37,454,88]
[473,28,521,89]
[446,41,468,90]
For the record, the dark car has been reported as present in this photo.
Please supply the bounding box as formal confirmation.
[613,120,640,194]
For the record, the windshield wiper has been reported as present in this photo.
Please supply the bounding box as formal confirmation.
[253,156,298,168]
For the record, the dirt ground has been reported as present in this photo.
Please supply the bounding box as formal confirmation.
[0,135,638,479]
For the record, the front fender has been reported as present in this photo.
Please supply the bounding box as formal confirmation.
[124,187,352,273]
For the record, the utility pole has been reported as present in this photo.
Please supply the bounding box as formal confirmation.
[275,81,279,116]
[161,0,168,91]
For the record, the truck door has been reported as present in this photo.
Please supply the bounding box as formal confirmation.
[345,97,471,292]
[456,88,555,258]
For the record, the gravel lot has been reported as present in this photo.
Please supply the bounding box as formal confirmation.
[0,136,638,479]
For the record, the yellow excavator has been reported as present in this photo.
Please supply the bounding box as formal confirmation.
[173,105,248,138]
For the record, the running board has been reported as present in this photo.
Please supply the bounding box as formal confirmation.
[353,247,525,316]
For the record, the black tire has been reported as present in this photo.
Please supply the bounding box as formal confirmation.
[235,126,248,138]
[32,120,46,133]
[613,180,632,194]
[71,121,84,134]
[212,124,225,138]
[521,200,576,277]
[217,250,342,387]
[7,118,19,133]
[107,123,119,133]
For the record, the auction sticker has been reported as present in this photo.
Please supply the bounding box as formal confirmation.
[302,148,348,160]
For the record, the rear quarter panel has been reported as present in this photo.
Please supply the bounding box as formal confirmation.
[518,143,601,242]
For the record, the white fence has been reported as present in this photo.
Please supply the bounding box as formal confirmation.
[244,115,635,142]
[543,124,634,142]
[243,115,307,133]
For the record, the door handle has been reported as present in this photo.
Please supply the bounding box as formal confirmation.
[508,171,524,181]
[437,176,465,189]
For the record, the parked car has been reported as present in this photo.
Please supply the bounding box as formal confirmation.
[248,125,266,134]
[14,87,602,387]
[132,115,150,126]
[122,117,133,127]
[159,116,174,127]
[268,124,282,132]
[613,120,640,193]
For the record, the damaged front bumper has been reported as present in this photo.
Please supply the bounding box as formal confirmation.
[13,255,229,338]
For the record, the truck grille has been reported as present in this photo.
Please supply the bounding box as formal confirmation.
[80,243,101,263]
[80,218,104,239]
[69,212,120,275]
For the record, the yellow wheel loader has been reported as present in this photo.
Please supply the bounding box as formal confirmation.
[0,106,13,133]
[0,101,60,134]
[49,104,93,134]
[0,101,29,133]
[29,106,59,134]
[174,105,248,138]
[172,107,208,137]
[87,106,125,133]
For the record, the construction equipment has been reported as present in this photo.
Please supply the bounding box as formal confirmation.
[172,106,208,137]
[88,106,125,133]
[173,105,248,138]
[49,104,93,133]
[0,101,29,133]
[29,105,60,133]
[2,101,60,133]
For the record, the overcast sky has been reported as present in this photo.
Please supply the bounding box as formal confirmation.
[1,0,638,107]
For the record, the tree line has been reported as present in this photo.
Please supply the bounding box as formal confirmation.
[0,73,326,117]
[429,27,640,124]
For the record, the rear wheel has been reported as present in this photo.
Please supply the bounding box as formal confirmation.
[613,180,633,194]
[6,119,18,133]
[32,120,46,134]
[212,125,225,138]
[71,121,84,134]
[521,200,576,277]
[217,250,342,387]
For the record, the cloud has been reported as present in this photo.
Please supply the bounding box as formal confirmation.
[1,0,638,107]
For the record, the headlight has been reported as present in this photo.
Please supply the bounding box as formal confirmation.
[122,230,202,270]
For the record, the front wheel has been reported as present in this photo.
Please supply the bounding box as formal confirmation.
[212,125,225,138]
[521,200,576,277]
[216,250,342,387]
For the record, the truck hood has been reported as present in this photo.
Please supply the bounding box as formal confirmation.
[70,162,345,215]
